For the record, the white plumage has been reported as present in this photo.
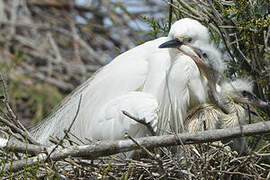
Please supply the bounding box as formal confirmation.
[185,79,255,154]
[31,37,169,143]
[90,91,159,140]
[183,43,269,154]
[185,79,254,132]
[31,18,219,144]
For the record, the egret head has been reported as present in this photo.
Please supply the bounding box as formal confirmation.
[189,45,226,85]
[159,18,209,52]
[179,46,229,113]
[221,79,270,108]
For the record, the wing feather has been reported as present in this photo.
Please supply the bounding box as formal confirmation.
[31,37,168,143]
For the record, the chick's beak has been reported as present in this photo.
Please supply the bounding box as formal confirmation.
[248,98,270,109]
[237,92,270,109]
[180,45,210,74]
[256,101,270,108]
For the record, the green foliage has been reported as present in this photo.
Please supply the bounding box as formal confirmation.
[0,44,64,125]
[0,49,24,73]
[8,75,63,125]
[121,159,134,180]
[102,155,115,179]
[222,0,270,72]
[143,17,169,39]
[223,1,269,34]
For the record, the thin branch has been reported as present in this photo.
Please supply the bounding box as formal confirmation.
[0,74,16,120]
[27,0,103,15]
[122,110,156,136]
[168,0,173,31]
[0,73,40,145]
[125,133,162,163]
[125,133,167,176]
[4,140,48,155]
[45,94,83,162]
[0,116,39,145]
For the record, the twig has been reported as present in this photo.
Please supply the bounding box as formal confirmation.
[0,73,17,120]
[177,0,208,20]
[122,110,156,136]
[66,130,86,145]
[0,73,40,145]
[208,17,236,64]
[9,0,19,36]
[125,133,160,162]
[2,170,25,180]
[47,32,62,63]
[27,0,103,15]
[45,94,82,162]
[124,133,167,177]
[168,1,203,21]
[4,140,48,155]
[0,116,39,145]
[168,0,173,31]
[264,26,270,50]
[208,169,263,179]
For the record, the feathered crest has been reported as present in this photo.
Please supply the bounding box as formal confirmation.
[221,78,254,95]
[200,43,227,75]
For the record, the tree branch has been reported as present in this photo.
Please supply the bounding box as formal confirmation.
[3,121,270,172]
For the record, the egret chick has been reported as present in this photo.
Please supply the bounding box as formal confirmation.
[184,47,270,154]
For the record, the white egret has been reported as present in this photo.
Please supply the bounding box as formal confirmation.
[185,79,270,154]
[183,47,270,154]
[31,18,220,144]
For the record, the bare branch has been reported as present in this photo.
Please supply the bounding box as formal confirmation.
[3,121,270,172]
[45,94,82,162]
[122,110,156,136]
[0,116,39,145]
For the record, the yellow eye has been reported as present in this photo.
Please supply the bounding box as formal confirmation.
[175,36,184,41]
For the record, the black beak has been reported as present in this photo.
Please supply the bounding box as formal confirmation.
[253,99,270,109]
[239,91,270,109]
[159,38,184,48]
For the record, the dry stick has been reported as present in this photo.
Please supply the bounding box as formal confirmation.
[208,170,261,179]
[125,133,167,178]
[207,16,236,64]
[0,116,39,145]
[177,0,204,19]
[264,26,270,50]
[27,0,103,14]
[66,131,86,145]
[2,170,25,180]
[3,121,270,173]
[125,133,162,165]
[168,0,173,31]
[0,74,16,120]
[45,94,82,162]
[122,111,156,136]
[0,74,39,145]
[167,0,202,21]
[125,133,167,179]
[3,140,47,155]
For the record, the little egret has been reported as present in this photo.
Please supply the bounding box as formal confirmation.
[183,47,270,154]
[31,18,221,144]
[185,79,269,154]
